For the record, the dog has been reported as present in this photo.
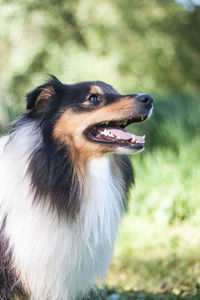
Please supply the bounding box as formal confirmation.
[0,76,153,300]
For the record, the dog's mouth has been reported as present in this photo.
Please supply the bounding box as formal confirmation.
[86,115,148,151]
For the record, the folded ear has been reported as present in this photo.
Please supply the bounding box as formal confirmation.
[26,84,55,111]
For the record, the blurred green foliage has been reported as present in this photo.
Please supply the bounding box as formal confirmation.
[0,0,200,298]
[0,0,200,114]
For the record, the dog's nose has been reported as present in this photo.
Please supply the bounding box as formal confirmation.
[136,94,153,109]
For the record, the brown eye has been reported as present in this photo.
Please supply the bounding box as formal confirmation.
[88,94,100,104]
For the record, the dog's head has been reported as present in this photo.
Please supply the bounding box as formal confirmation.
[27,76,153,160]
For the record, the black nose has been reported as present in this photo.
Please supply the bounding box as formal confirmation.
[136,94,153,109]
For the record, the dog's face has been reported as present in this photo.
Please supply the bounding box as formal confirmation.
[27,76,153,160]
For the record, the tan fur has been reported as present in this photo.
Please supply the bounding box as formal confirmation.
[80,86,106,108]
[35,86,55,109]
[53,109,107,164]
[89,85,104,95]
[53,96,137,164]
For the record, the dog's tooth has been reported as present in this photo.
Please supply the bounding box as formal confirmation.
[104,129,109,136]
[124,120,128,125]
[141,116,144,121]
[131,137,135,143]
[101,129,107,136]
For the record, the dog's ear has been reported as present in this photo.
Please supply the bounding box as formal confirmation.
[26,84,55,112]
[26,76,63,112]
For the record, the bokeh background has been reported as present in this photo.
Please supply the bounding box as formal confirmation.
[0,0,200,299]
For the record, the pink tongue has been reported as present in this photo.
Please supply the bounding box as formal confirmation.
[106,128,145,142]
[108,128,133,140]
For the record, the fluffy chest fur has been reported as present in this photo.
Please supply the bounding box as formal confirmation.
[0,133,125,300]
[0,76,152,300]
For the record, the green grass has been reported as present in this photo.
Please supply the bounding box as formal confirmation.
[86,285,200,299]
[83,97,200,299]
[1,96,200,299]
[103,97,200,299]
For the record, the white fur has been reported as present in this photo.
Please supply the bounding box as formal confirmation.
[147,106,153,119]
[0,125,124,300]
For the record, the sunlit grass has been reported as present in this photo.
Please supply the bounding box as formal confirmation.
[1,90,200,299]
[106,135,200,298]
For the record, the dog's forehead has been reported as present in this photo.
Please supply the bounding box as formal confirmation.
[92,81,118,94]
[68,81,118,95]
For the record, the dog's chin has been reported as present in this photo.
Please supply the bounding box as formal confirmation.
[114,145,145,155]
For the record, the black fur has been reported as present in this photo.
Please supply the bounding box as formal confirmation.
[0,217,25,300]
[113,154,134,208]
[26,76,64,110]
[28,139,81,219]
[11,77,136,220]
[120,155,134,194]
[1,76,152,299]
[24,77,125,219]
[26,76,122,114]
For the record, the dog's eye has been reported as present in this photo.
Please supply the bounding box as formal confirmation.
[88,94,100,104]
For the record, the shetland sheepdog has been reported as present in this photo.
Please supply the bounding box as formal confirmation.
[0,76,153,300]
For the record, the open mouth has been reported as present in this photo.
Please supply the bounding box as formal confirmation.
[86,115,148,151]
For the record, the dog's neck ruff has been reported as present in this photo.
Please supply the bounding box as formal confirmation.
[0,123,125,300]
